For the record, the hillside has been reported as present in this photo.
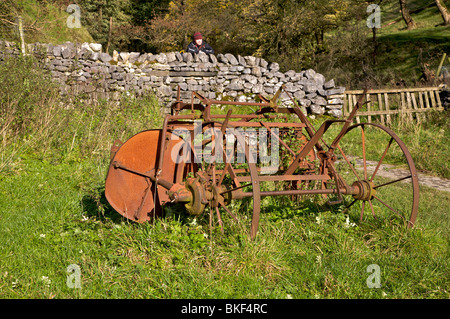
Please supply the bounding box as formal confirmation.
[0,0,93,45]
[375,0,450,85]
[317,0,450,88]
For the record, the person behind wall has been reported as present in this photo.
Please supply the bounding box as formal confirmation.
[186,32,214,55]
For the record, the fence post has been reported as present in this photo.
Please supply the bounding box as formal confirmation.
[406,92,413,123]
[16,16,26,55]
[411,92,421,124]
[384,93,391,125]
[436,53,447,78]
[377,93,385,125]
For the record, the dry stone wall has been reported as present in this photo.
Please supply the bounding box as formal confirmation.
[0,40,345,117]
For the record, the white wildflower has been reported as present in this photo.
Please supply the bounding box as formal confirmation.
[315,216,322,225]
[41,276,51,287]
[315,255,322,266]
[344,215,356,228]
[39,234,46,238]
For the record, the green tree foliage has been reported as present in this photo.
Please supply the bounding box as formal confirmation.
[237,0,353,68]
[130,0,171,25]
[75,0,172,52]
[141,0,245,53]
[142,0,355,67]
[76,0,133,51]
[2,0,447,87]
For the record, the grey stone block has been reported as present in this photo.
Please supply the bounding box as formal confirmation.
[310,104,325,115]
[323,79,335,90]
[294,90,305,100]
[326,87,345,96]
[129,52,141,63]
[238,55,246,66]
[328,109,342,118]
[225,53,239,65]
[217,53,228,63]
[52,46,61,57]
[304,84,318,94]
[312,96,327,106]
[99,53,112,63]
[269,62,279,72]
[304,69,316,79]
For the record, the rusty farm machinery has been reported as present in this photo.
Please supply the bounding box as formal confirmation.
[105,86,419,239]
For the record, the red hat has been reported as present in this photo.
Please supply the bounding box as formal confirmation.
[193,32,202,40]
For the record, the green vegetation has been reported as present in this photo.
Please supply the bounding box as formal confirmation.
[317,110,450,179]
[391,111,450,179]
[317,0,450,87]
[0,0,93,44]
[1,0,448,87]
[0,165,448,298]
[0,0,448,300]
[0,54,448,299]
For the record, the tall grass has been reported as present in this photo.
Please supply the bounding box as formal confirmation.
[391,111,450,179]
[0,54,163,174]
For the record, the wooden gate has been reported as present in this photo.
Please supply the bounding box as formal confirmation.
[343,87,444,124]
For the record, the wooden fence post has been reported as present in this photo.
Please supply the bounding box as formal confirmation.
[377,93,385,125]
[16,16,26,55]
[436,53,447,77]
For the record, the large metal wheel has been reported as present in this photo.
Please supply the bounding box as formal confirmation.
[332,123,419,227]
[197,121,262,239]
[105,129,192,223]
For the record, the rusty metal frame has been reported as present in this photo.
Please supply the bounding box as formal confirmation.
[106,85,420,239]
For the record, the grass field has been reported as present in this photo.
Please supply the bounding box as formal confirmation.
[1,0,449,298]
[0,152,448,299]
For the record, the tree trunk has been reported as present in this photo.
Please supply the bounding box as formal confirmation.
[399,0,416,30]
[106,17,112,54]
[372,26,378,65]
[435,0,450,25]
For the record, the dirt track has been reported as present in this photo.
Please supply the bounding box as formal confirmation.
[351,158,450,192]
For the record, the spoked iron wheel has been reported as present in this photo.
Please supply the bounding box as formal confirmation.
[333,123,419,227]
[198,121,261,239]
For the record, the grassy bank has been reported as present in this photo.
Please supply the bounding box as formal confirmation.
[318,0,450,88]
[0,156,448,298]
[0,0,93,45]
[0,55,448,299]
